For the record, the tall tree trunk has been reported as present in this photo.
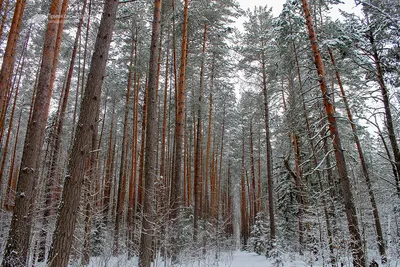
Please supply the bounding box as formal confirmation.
[47,1,119,266]
[257,126,262,213]
[1,0,63,265]
[301,1,365,266]
[194,23,207,242]
[103,104,115,225]
[261,49,276,242]
[249,120,257,222]
[138,0,162,266]
[169,0,188,261]
[138,80,148,210]
[0,26,29,195]
[113,36,135,256]
[0,0,26,137]
[367,18,400,190]
[291,27,336,264]
[82,127,98,265]
[293,133,304,250]
[160,27,170,186]
[0,0,10,45]
[241,126,248,246]
[38,1,86,261]
[204,55,214,221]
[80,0,92,96]
[328,47,386,262]
[376,124,400,197]
[128,32,139,259]
[3,109,22,211]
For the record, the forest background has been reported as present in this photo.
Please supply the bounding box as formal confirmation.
[0,0,399,266]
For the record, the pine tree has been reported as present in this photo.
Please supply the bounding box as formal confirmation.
[47,1,119,266]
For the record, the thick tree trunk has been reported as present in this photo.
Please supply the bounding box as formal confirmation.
[38,1,86,261]
[138,0,162,266]
[1,0,63,265]
[301,1,365,266]
[46,1,119,266]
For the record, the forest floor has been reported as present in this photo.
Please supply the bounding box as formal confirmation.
[70,250,400,267]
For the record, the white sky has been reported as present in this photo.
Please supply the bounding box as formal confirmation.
[237,0,361,17]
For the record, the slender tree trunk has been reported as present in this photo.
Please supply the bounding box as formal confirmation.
[169,0,188,261]
[261,50,276,242]
[194,23,207,242]
[103,104,115,225]
[257,126,261,213]
[113,36,135,256]
[0,26,29,195]
[291,30,336,264]
[376,125,400,197]
[160,27,170,186]
[365,12,400,183]
[47,1,119,266]
[128,32,139,259]
[0,0,10,45]
[3,109,22,211]
[138,1,162,266]
[82,127,98,265]
[183,112,189,206]
[249,120,257,222]
[328,47,386,263]
[204,55,214,220]
[241,126,248,246]
[80,0,92,96]
[301,1,365,266]
[0,0,26,137]
[293,133,304,250]
[138,78,148,210]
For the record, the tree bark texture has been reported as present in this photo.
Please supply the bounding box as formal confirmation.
[47,1,119,266]
[138,0,162,266]
[301,1,365,266]
[0,0,26,136]
[1,0,63,265]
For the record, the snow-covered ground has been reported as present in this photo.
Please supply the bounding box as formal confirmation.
[70,250,400,267]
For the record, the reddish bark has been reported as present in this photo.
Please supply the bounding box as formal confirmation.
[0,0,26,142]
[301,1,365,266]
[1,0,63,265]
